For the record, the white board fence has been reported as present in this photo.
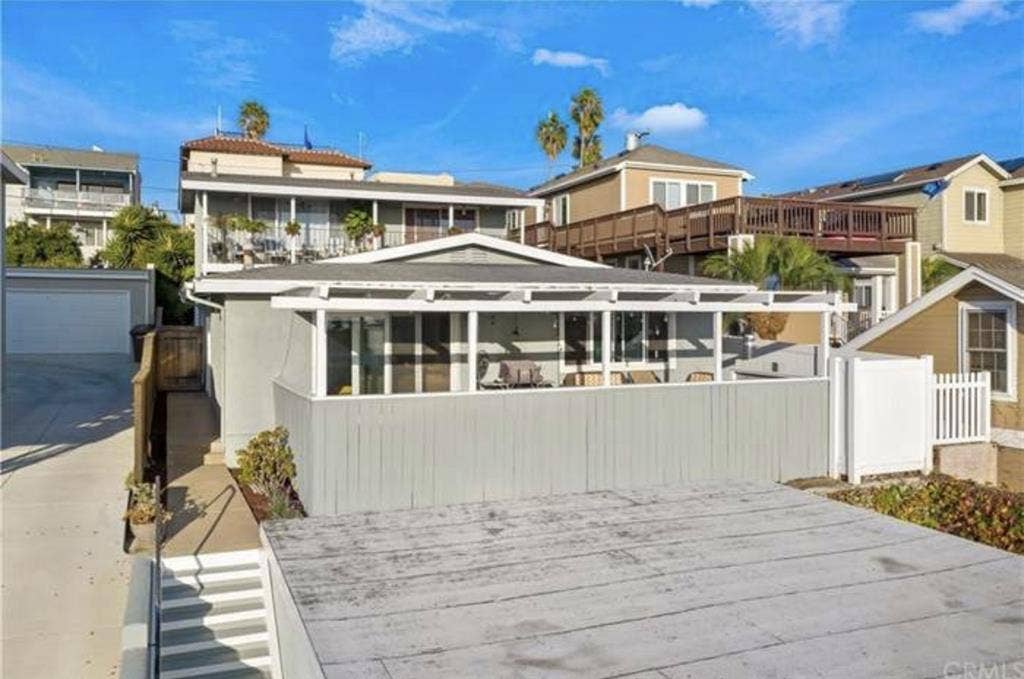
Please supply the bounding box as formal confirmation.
[932,372,991,445]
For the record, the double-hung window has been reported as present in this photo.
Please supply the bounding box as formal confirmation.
[960,302,1016,400]
[964,189,988,224]
[562,312,669,366]
[651,179,715,209]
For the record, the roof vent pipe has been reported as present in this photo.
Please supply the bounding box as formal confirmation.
[210,157,218,178]
[625,132,639,151]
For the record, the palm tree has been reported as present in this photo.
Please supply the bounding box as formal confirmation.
[570,88,604,167]
[535,112,568,178]
[103,205,163,267]
[922,256,961,292]
[238,101,269,139]
[702,237,846,339]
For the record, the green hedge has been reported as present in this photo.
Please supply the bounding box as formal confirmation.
[831,475,1024,554]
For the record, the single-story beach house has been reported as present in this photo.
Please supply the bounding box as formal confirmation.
[189,233,851,514]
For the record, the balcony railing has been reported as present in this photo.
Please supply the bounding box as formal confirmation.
[23,187,131,212]
[519,197,917,260]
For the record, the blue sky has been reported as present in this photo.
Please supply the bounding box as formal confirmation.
[2,1,1021,219]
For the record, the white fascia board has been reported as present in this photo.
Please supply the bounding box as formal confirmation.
[1,152,29,184]
[179,177,544,209]
[528,163,624,196]
[818,154,1009,202]
[6,268,151,281]
[271,295,852,314]
[23,206,121,218]
[944,153,1011,181]
[999,177,1024,187]
[323,232,609,268]
[193,276,757,296]
[842,268,1024,351]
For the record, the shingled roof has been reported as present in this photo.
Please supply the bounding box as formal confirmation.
[777,153,1015,200]
[3,143,139,173]
[182,134,371,169]
[529,144,748,195]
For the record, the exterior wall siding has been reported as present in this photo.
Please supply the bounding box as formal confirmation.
[221,298,314,463]
[623,168,742,210]
[283,161,365,181]
[187,150,283,177]
[944,163,1006,254]
[550,172,622,223]
[1002,184,1023,259]
[274,378,830,515]
[862,282,1023,432]
[848,189,942,253]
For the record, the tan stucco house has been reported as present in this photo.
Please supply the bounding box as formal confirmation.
[842,252,1024,448]
[527,139,752,232]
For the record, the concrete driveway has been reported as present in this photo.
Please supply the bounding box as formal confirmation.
[2,354,137,678]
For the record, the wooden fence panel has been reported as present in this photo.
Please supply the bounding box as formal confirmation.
[132,332,157,481]
[156,326,204,392]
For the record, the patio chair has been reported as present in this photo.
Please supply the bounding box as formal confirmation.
[685,371,715,383]
[628,371,661,385]
[498,360,550,388]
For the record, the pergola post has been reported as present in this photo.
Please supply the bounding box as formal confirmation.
[447,204,454,236]
[315,310,327,397]
[818,311,831,377]
[290,196,298,263]
[712,311,723,382]
[601,310,612,386]
[467,310,479,392]
[383,315,393,395]
[352,316,362,395]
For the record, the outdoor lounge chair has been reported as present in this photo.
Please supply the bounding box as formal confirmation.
[628,370,661,385]
[498,360,551,388]
[685,371,715,383]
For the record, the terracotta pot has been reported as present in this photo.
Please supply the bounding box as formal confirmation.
[130,522,156,550]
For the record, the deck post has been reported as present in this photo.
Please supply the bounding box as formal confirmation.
[314,309,327,397]
[468,311,479,392]
[352,316,362,395]
[601,310,612,386]
[383,314,393,395]
[712,311,723,382]
[447,204,454,236]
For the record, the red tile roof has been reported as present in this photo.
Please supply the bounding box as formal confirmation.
[182,135,371,169]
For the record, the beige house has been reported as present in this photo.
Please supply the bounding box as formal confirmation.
[528,137,751,230]
[843,252,1024,447]
[782,153,1023,259]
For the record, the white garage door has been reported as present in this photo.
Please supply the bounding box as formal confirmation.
[6,289,131,354]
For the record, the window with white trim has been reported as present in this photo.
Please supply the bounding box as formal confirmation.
[960,302,1015,399]
[505,208,525,232]
[964,189,988,223]
[562,312,669,366]
[553,194,570,225]
[651,180,716,209]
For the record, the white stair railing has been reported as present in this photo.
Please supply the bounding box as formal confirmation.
[932,372,990,445]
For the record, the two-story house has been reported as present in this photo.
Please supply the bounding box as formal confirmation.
[178,133,544,275]
[780,153,1023,335]
[2,143,141,260]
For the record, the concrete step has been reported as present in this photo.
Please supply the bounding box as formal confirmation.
[162,574,263,601]
[161,630,270,657]
[161,604,267,630]
[160,649,272,678]
[162,619,267,648]
[162,586,266,611]
[163,566,263,590]
[162,549,260,577]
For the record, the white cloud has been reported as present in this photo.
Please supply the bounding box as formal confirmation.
[169,20,258,89]
[330,1,522,65]
[610,102,708,133]
[910,0,1011,35]
[679,0,721,7]
[747,1,848,48]
[531,48,610,77]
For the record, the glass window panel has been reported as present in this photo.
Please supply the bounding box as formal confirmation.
[646,313,669,363]
[359,318,386,395]
[391,315,416,394]
[623,312,644,362]
[652,182,667,208]
[977,192,987,221]
[564,314,589,367]
[421,313,450,393]
[591,314,603,364]
[699,184,714,203]
[965,191,976,221]
[326,318,353,395]
[453,208,476,231]
[667,183,682,209]
[685,183,700,206]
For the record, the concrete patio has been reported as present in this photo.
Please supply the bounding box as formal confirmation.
[264,479,1024,679]
[1,354,136,679]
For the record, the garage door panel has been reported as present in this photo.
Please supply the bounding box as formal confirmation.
[6,290,131,354]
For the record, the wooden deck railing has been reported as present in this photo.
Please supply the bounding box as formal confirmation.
[519,197,916,261]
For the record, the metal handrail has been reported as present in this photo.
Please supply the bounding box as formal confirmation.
[147,475,163,678]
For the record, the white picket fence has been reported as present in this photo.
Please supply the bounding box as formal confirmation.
[932,372,991,445]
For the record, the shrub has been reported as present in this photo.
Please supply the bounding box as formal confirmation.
[266,488,302,520]
[123,473,170,525]
[831,476,1024,554]
[237,427,296,497]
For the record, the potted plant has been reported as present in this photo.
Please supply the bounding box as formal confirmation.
[371,223,385,250]
[448,225,464,236]
[343,208,374,251]
[230,215,268,269]
[284,220,302,263]
[237,426,300,519]
[124,475,169,550]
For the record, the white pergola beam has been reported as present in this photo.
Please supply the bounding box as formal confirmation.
[713,311,723,382]
[468,311,479,392]
[271,296,855,314]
